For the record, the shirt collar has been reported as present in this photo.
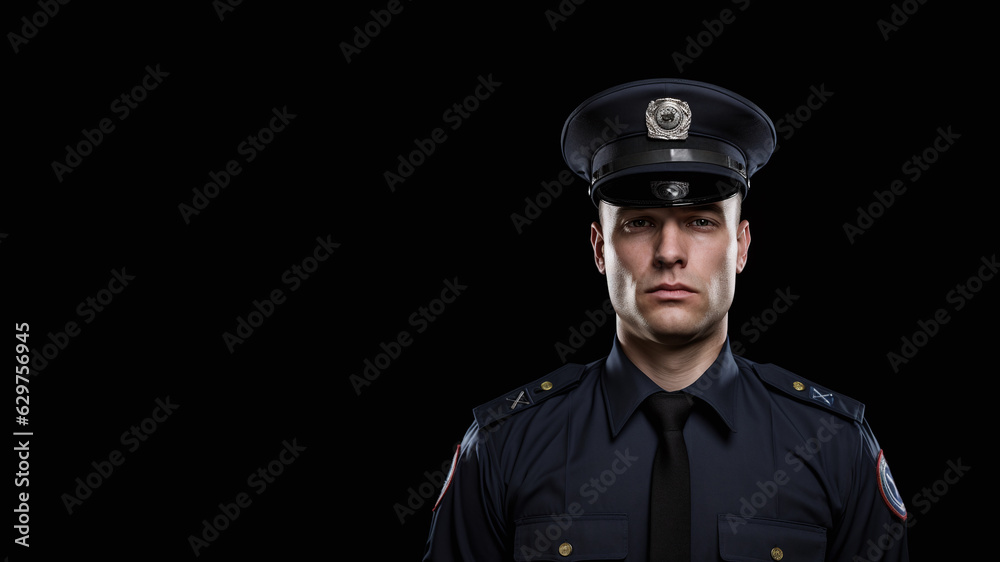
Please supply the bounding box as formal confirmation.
[602,335,740,437]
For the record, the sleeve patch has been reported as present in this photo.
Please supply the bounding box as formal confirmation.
[877,449,907,520]
[432,444,461,512]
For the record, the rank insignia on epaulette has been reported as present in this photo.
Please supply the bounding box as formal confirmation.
[810,386,834,407]
[506,389,530,410]
[473,363,587,428]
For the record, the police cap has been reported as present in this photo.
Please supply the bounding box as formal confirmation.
[561,78,776,207]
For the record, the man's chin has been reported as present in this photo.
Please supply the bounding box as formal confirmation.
[634,312,720,346]
[631,320,703,346]
[644,329,705,347]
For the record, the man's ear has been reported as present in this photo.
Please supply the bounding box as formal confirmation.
[736,219,750,273]
[591,221,606,275]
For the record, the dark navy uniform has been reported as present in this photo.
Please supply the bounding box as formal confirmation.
[423,79,908,560]
[424,338,908,560]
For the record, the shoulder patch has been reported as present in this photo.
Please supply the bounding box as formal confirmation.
[432,443,461,512]
[877,449,907,520]
[473,363,587,428]
[749,361,865,423]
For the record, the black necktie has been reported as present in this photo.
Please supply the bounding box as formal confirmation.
[644,392,694,562]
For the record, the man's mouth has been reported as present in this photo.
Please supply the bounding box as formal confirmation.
[646,283,696,300]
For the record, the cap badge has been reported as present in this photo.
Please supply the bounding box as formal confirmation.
[646,98,691,140]
[651,181,690,201]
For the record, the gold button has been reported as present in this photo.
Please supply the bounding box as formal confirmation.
[558,542,573,556]
[792,381,805,391]
[540,381,553,391]
[771,546,784,560]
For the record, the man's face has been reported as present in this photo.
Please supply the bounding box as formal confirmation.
[590,197,750,346]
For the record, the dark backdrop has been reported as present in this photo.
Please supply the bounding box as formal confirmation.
[5,1,988,559]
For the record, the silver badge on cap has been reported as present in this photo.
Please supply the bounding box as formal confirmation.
[646,98,691,140]
[651,181,690,201]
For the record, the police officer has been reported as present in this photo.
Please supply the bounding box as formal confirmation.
[423,79,908,561]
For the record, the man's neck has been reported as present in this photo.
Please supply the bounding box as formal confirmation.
[616,324,727,392]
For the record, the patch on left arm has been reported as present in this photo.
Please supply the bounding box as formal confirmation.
[432,444,461,512]
[877,449,907,520]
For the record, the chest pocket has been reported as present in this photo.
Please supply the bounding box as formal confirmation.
[718,516,827,562]
[513,513,627,561]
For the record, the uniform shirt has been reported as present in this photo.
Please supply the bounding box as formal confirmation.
[424,337,909,561]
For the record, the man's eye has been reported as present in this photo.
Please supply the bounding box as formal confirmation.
[690,218,715,228]
[626,219,652,228]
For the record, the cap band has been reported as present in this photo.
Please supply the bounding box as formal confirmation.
[592,148,747,184]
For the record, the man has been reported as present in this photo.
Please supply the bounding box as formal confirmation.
[423,79,908,561]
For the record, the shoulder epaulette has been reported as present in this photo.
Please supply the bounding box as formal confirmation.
[473,363,587,428]
[747,360,865,423]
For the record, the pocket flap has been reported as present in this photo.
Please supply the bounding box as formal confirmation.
[514,513,627,561]
[718,516,827,562]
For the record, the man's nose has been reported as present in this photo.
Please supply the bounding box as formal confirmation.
[653,222,687,268]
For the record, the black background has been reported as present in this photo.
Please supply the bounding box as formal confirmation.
[4,0,990,559]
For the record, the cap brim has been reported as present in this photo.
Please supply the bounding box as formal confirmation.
[591,165,745,207]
